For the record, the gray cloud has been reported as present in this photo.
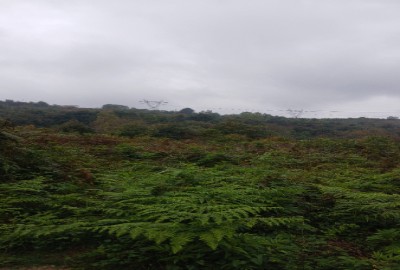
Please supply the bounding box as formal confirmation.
[1,0,400,116]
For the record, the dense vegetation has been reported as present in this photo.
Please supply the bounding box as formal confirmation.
[1,100,400,269]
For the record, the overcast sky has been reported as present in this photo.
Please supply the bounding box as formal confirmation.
[1,0,400,117]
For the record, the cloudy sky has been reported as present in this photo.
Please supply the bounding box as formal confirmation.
[1,0,400,117]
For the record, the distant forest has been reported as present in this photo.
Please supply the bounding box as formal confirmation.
[1,99,400,140]
[1,99,400,269]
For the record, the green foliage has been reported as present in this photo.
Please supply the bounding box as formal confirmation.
[153,123,200,139]
[59,119,94,134]
[118,123,148,137]
[2,102,400,269]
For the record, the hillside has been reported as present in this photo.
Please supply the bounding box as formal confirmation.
[1,100,400,269]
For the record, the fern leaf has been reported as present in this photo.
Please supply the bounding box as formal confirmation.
[129,226,144,240]
[200,231,220,250]
[170,233,194,254]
